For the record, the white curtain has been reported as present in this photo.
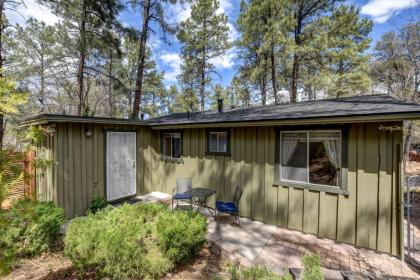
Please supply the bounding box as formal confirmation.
[282,140,298,165]
[323,139,339,169]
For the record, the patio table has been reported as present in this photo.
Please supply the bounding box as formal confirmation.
[184,187,216,215]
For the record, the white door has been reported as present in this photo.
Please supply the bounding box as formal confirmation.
[106,132,137,201]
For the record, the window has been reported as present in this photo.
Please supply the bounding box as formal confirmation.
[162,132,182,159]
[280,130,342,189]
[207,129,230,155]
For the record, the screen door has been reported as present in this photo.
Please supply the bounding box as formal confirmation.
[106,131,137,201]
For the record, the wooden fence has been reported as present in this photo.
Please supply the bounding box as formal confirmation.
[1,150,36,208]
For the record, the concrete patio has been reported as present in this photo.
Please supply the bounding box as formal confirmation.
[204,210,420,279]
[60,192,420,279]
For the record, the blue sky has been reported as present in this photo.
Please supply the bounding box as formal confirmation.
[7,0,420,88]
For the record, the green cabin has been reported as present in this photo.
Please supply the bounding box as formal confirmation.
[21,95,420,259]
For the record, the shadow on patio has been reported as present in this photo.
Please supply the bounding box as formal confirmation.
[202,209,420,279]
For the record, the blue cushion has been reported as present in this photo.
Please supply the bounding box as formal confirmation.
[173,193,192,200]
[216,202,238,213]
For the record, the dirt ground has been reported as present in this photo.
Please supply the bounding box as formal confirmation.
[1,247,231,280]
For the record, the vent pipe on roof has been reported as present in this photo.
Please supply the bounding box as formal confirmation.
[277,88,290,103]
[217,98,223,113]
[140,113,145,121]
[230,90,235,109]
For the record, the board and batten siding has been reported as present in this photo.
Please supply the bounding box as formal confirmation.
[140,122,403,257]
[36,121,403,257]
[36,123,146,218]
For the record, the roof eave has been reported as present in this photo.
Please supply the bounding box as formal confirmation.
[19,115,146,127]
[149,112,420,130]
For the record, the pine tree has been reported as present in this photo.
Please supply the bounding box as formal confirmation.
[40,0,123,115]
[0,0,26,148]
[178,0,230,111]
[9,18,64,113]
[236,0,372,102]
[129,0,178,119]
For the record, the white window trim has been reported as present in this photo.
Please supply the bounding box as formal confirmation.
[279,130,342,189]
[209,131,227,153]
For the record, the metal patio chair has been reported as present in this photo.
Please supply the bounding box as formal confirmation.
[215,185,243,229]
[172,178,193,211]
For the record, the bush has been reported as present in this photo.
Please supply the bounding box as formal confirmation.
[64,203,207,280]
[301,253,323,280]
[87,196,107,214]
[228,264,292,280]
[0,199,65,275]
[156,209,207,263]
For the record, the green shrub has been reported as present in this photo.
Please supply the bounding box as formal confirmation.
[0,199,65,275]
[64,203,207,280]
[156,209,207,263]
[87,196,107,214]
[301,253,324,280]
[228,264,292,280]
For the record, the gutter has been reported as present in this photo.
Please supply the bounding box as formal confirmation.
[148,112,420,130]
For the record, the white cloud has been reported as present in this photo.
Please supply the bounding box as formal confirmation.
[218,0,234,14]
[360,0,419,23]
[227,22,239,42]
[6,0,59,26]
[209,47,237,70]
[160,51,182,82]
[165,2,191,24]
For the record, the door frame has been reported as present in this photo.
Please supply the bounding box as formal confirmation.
[104,129,138,203]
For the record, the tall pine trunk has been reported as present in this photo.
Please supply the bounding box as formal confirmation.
[291,53,299,103]
[0,0,5,149]
[77,0,87,115]
[270,46,278,104]
[108,50,113,117]
[200,60,205,111]
[132,0,151,119]
[291,7,303,103]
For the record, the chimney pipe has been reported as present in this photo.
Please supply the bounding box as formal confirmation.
[217,99,223,113]
[140,113,145,121]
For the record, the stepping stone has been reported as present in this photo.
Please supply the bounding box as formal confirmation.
[341,270,375,280]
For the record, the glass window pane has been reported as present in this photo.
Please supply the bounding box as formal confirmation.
[163,134,172,157]
[218,132,227,152]
[281,132,307,182]
[172,133,181,158]
[309,131,340,187]
[209,132,218,152]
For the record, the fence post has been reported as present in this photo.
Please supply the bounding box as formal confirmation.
[24,150,36,199]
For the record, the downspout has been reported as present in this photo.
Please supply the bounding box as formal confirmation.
[399,139,404,261]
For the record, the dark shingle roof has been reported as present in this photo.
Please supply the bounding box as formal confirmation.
[146,94,420,126]
[20,95,420,127]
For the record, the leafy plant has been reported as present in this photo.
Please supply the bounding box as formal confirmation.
[64,203,207,279]
[25,125,47,145]
[301,253,324,280]
[87,196,107,214]
[0,199,65,275]
[227,264,292,280]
